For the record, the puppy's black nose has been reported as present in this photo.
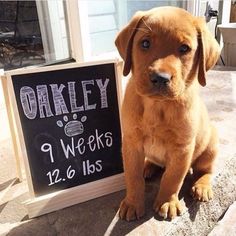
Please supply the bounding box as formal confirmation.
[150,72,172,85]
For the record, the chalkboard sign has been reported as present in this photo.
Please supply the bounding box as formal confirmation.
[6,60,124,217]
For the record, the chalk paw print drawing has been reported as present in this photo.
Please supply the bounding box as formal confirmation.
[57,114,87,137]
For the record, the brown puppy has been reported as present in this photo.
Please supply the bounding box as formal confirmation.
[115,6,220,221]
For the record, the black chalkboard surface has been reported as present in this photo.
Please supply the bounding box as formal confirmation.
[11,62,123,197]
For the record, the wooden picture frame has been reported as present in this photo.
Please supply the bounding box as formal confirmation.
[3,59,125,218]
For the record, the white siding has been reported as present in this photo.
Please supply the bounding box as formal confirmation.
[87,0,118,56]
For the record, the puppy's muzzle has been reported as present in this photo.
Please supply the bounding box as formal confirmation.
[150,72,172,86]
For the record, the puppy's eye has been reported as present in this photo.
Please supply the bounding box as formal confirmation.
[141,39,151,49]
[179,44,191,54]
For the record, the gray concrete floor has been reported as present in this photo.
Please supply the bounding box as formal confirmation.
[0,66,236,236]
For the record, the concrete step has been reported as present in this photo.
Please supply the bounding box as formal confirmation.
[209,201,236,236]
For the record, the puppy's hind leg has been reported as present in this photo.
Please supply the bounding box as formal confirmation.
[191,126,218,202]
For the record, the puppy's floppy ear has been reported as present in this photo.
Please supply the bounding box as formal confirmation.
[195,18,221,86]
[115,11,145,76]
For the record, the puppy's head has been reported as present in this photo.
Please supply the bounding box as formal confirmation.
[115,7,220,99]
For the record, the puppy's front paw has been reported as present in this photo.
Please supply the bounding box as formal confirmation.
[191,184,213,202]
[119,198,144,221]
[154,196,183,220]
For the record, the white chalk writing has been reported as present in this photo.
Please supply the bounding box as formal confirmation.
[20,86,37,119]
[37,85,53,118]
[96,79,109,108]
[68,82,84,112]
[59,129,113,159]
[42,128,113,186]
[20,79,110,119]
[50,84,69,115]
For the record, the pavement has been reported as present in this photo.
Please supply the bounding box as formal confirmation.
[0,66,236,236]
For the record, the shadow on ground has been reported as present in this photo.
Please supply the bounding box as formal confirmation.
[5,170,203,236]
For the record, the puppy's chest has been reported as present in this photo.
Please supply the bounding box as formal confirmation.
[141,105,187,166]
[143,134,166,167]
[142,113,173,167]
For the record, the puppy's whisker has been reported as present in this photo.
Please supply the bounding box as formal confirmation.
[141,19,153,32]
[133,28,150,34]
